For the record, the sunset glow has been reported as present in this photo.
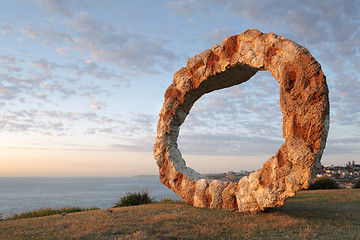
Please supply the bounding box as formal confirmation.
[0,1,359,176]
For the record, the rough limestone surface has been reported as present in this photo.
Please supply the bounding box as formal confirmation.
[153,29,330,212]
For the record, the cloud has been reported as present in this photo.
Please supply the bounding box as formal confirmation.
[205,27,236,44]
[29,58,54,70]
[12,20,177,77]
[172,71,284,157]
[182,73,282,134]
[0,109,39,132]
[41,28,73,46]
[1,23,15,35]
[40,83,55,90]
[236,0,359,59]
[82,61,119,80]
[122,113,156,137]
[36,93,47,99]
[86,126,116,134]
[178,133,283,156]
[0,115,66,134]
[65,11,120,44]
[0,85,18,100]
[41,131,52,135]
[60,63,82,75]
[166,0,360,158]
[56,48,68,56]
[34,0,73,17]
[100,113,158,152]
[28,57,122,82]
[39,82,75,97]
[90,104,101,110]
[90,100,106,110]
[109,143,151,152]
[40,110,99,122]
[1,108,118,136]
[181,0,360,62]
[8,109,38,118]
[61,11,178,73]
[1,0,358,159]
[0,55,16,64]
[0,51,127,107]
[325,137,360,155]
[3,8,180,78]
[4,115,16,120]
[168,1,194,16]
[51,121,64,130]
[20,25,39,39]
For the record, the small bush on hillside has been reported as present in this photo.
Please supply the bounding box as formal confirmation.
[353,179,360,189]
[113,190,153,208]
[160,197,174,203]
[309,176,340,190]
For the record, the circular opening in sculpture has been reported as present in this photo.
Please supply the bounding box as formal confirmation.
[178,72,283,179]
[154,29,329,212]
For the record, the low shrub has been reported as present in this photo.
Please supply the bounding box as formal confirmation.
[353,179,360,189]
[7,206,99,220]
[160,197,174,203]
[309,176,340,190]
[113,190,153,208]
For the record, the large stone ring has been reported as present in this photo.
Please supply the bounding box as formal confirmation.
[153,29,329,211]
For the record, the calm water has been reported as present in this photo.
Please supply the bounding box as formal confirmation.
[0,177,181,218]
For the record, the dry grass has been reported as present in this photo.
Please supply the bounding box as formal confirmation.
[0,189,359,239]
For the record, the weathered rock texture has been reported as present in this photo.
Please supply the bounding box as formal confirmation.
[153,29,330,212]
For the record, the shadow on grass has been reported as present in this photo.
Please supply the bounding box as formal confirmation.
[271,189,360,223]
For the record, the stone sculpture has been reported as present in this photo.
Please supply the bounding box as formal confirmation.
[153,29,329,212]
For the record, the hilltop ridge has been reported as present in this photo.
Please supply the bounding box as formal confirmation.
[1,189,359,239]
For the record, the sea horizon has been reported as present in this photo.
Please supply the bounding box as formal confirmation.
[0,176,181,218]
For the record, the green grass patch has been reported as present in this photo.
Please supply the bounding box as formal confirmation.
[5,206,99,220]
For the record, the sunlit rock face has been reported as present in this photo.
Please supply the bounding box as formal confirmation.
[153,29,329,212]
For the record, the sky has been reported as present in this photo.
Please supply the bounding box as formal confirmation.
[0,0,359,177]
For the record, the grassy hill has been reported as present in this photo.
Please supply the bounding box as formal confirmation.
[1,189,359,239]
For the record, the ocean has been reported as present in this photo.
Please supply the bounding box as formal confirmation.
[0,177,181,218]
